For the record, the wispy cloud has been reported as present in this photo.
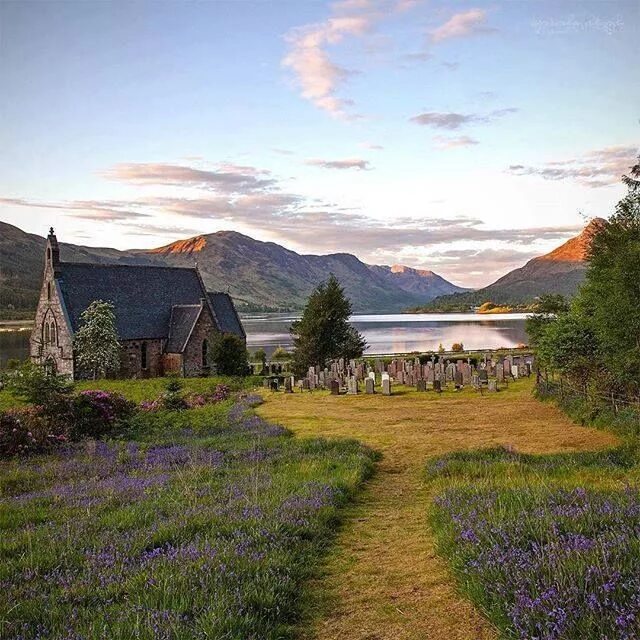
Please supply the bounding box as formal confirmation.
[430,8,496,44]
[506,145,638,188]
[433,135,479,149]
[306,157,372,170]
[410,108,517,129]
[282,0,378,117]
[360,141,384,150]
[103,163,276,194]
[0,197,150,221]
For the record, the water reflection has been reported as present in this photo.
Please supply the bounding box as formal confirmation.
[0,313,530,367]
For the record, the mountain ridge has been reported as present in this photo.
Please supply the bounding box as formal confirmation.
[0,222,465,313]
[421,218,605,310]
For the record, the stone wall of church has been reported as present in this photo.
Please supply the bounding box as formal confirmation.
[183,309,217,377]
[120,339,165,378]
[30,261,74,378]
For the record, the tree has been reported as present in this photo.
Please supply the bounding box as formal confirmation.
[290,274,366,376]
[73,300,121,379]
[575,159,640,395]
[210,333,249,376]
[526,294,569,347]
[9,360,73,405]
[252,348,267,366]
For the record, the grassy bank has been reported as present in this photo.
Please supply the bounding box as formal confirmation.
[428,430,640,638]
[0,383,375,639]
[256,379,616,639]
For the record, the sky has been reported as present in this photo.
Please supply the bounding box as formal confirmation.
[0,0,638,288]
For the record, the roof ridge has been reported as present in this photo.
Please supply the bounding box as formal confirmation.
[59,261,198,272]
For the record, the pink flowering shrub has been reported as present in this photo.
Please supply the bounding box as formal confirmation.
[71,390,135,440]
[0,408,67,457]
[140,384,231,413]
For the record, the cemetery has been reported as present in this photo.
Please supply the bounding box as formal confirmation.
[258,351,535,397]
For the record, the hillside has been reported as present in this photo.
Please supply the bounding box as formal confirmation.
[0,223,464,314]
[418,218,605,311]
[142,231,466,311]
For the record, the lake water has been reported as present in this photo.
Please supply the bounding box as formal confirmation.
[0,313,529,368]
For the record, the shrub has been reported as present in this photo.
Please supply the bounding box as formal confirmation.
[8,361,73,406]
[0,408,67,457]
[210,334,249,376]
[70,390,135,440]
[271,346,291,361]
[451,342,464,352]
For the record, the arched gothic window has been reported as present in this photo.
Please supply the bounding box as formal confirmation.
[44,323,50,344]
[202,339,208,368]
[50,321,57,345]
[47,282,51,301]
[141,342,148,370]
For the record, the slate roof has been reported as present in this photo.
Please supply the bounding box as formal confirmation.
[167,305,202,353]
[57,262,211,340]
[208,292,246,338]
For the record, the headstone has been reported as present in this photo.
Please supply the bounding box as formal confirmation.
[433,379,442,393]
[454,370,463,390]
[487,379,498,392]
[416,379,427,392]
[347,377,359,395]
[382,378,391,396]
[284,376,294,393]
[365,378,375,394]
[511,365,519,379]
[270,378,279,392]
[302,378,310,391]
[478,369,488,385]
[368,371,376,382]
[330,379,340,395]
[496,363,505,382]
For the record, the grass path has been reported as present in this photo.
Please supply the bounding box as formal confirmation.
[256,379,618,640]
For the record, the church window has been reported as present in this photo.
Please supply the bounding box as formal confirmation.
[44,323,50,344]
[141,342,148,370]
[202,339,209,368]
[50,321,57,345]
[47,282,51,300]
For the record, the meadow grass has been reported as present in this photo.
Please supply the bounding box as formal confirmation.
[256,379,617,640]
[0,392,376,639]
[428,443,640,639]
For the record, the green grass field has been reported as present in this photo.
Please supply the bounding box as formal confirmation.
[0,379,375,639]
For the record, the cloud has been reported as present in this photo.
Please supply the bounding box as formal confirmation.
[282,1,378,117]
[506,145,638,188]
[103,163,276,194]
[410,108,517,129]
[0,197,150,221]
[430,8,496,44]
[433,135,479,149]
[360,142,384,150]
[306,157,372,170]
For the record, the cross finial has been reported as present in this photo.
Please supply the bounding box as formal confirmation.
[49,227,55,236]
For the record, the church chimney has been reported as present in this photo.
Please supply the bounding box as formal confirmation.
[46,227,60,272]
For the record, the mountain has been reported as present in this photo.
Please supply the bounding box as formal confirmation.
[0,222,464,314]
[422,218,606,310]
[0,221,155,311]
[140,231,466,311]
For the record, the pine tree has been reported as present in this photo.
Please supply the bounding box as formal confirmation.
[290,274,366,376]
[73,300,121,379]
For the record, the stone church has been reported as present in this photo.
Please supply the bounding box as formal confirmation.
[30,229,245,379]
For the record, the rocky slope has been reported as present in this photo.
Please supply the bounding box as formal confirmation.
[0,222,464,313]
[423,218,606,310]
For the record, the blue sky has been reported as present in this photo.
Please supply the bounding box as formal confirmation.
[1,0,638,286]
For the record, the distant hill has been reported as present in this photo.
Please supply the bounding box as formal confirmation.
[141,231,466,311]
[0,222,465,314]
[418,218,606,311]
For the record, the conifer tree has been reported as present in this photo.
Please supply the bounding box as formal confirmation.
[290,274,366,376]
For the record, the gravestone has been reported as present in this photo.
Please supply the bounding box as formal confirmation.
[454,370,463,390]
[416,379,427,392]
[487,379,498,392]
[368,371,376,383]
[270,378,279,392]
[511,365,519,379]
[302,378,310,391]
[382,378,391,396]
[478,369,488,385]
[347,377,359,395]
[284,376,294,393]
[433,379,442,393]
[496,363,505,382]
[365,378,375,394]
[330,379,340,395]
